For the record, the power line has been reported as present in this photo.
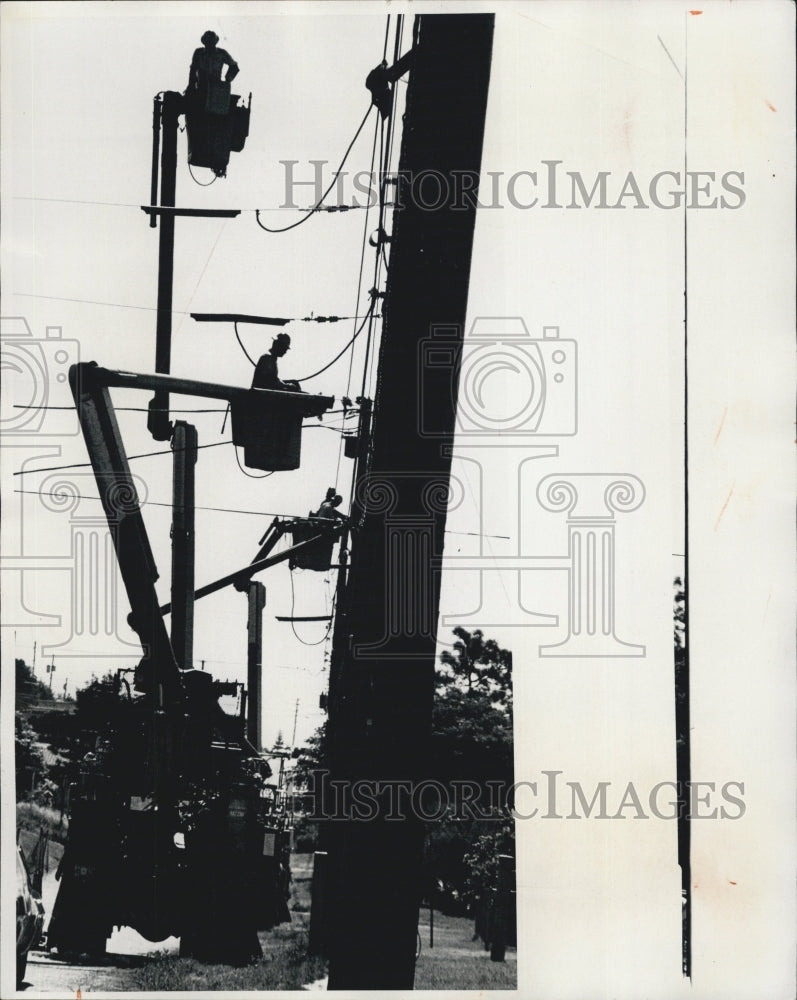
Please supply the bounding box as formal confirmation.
[14,196,143,208]
[12,439,230,476]
[14,404,229,414]
[294,300,376,383]
[14,292,190,313]
[15,487,511,542]
[14,195,368,213]
[234,321,258,367]
[255,105,373,234]
[14,488,323,522]
[13,291,378,322]
[288,567,335,647]
[13,403,357,419]
[338,94,383,490]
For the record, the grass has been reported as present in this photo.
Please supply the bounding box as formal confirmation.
[21,845,514,991]
[128,929,327,991]
[414,954,517,990]
[413,907,517,990]
[125,852,327,991]
[17,800,68,843]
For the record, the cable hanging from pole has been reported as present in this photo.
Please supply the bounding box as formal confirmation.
[188,164,217,187]
[234,321,258,367]
[254,105,373,234]
[234,444,274,479]
[288,566,336,646]
[293,298,376,383]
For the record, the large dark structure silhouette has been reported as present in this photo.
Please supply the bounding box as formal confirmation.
[324,13,495,989]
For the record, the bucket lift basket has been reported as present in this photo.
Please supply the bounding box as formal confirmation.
[186,93,251,177]
[229,387,333,473]
[287,517,337,571]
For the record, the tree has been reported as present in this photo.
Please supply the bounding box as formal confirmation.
[73,671,122,737]
[293,721,327,786]
[15,658,53,708]
[296,630,515,912]
[431,686,513,786]
[15,712,47,800]
[427,630,514,913]
[437,627,512,706]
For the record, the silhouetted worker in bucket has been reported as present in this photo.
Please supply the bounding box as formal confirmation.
[252,333,299,392]
[312,488,346,523]
[187,30,239,115]
[365,47,416,119]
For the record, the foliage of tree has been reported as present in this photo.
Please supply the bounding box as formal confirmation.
[462,816,515,909]
[428,629,514,912]
[292,721,327,791]
[15,658,53,707]
[431,685,513,786]
[15,712,46,799]
[437,627,512,707]
[293,628,515,912]
[73,671,123,737]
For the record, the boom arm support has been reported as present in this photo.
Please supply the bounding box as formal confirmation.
[92,364,334,416]
[158,523,340,614]
[68,363,182,706]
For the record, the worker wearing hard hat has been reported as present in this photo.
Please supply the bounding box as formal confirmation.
[252,333,299,392]
[312,488,347,523]
[187,30,239,114]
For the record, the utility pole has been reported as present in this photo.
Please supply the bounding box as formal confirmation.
[147,91,181,442]
[145,94,240,441]
[171,420,198,670]
[325,14,494,990]
[48,654,55,691]
[246,581,266,750]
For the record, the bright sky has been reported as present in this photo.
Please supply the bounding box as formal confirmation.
[2,4,794,997]
[1,3,693,750]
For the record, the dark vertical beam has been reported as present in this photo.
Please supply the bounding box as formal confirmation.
[324,397,372,761]
[68,363,181,709]
[676,582,691,976]
[247,581,266,750]
[308,851,330,957]
[326,14,494,990]
[171,421,197,670]
[150,96,161,230]
[148,90,182,441]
